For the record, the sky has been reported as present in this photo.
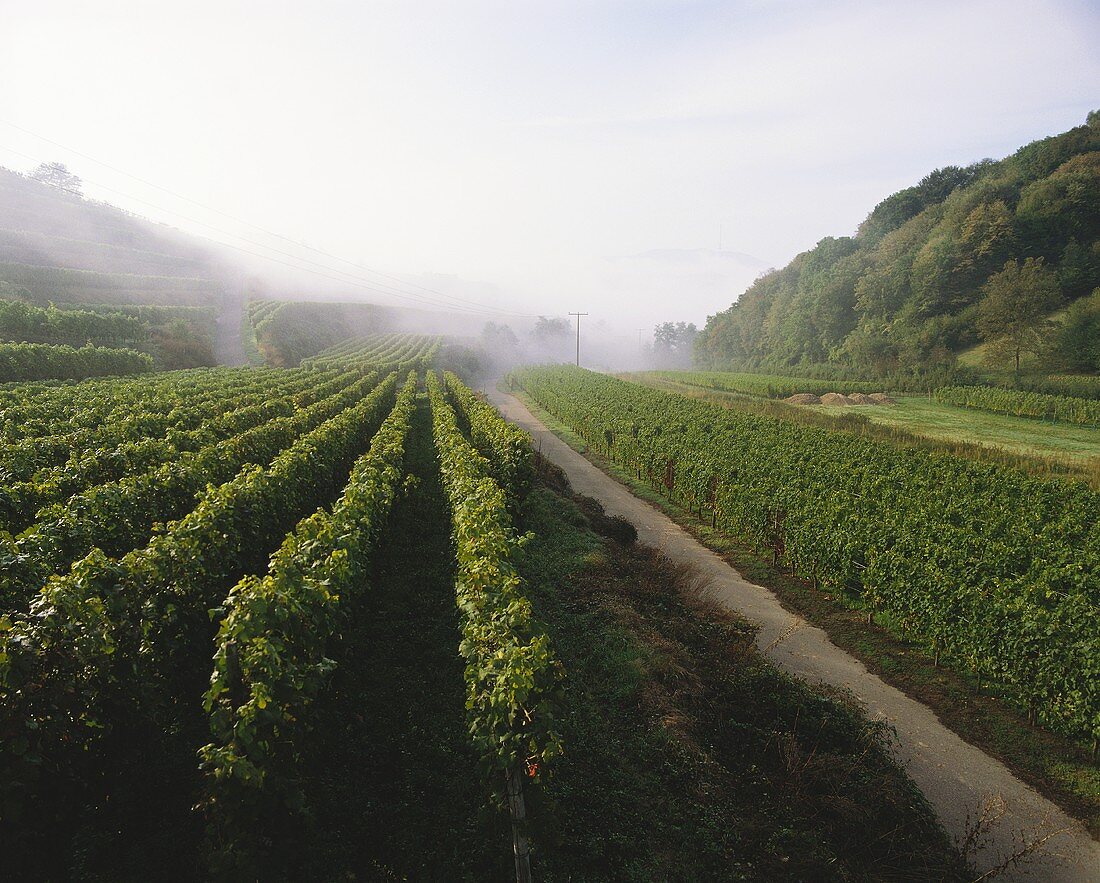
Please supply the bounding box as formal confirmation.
[1,0,1098,334]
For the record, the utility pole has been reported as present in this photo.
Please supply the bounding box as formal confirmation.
[569,311,588,366]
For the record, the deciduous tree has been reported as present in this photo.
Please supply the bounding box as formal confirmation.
[28,161,82,196]
[976,257,1062,375]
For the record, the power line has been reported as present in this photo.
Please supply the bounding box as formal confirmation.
[0,125,548,319]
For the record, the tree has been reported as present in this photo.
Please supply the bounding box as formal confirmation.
[480,321,520,369]
[531,316,570,342]
[28,161,83,196]
[858,165,982,241]
[976,258,1062,375]
[1046,288,1100,372]
[1015,152,1100,252]
[843,323,898,376]
[529,316,572,362]
[482,321,518,349]
[955,200,1016,289]
[909,232,961,317]
[1056,238,1098,297]
[652,321,698,368]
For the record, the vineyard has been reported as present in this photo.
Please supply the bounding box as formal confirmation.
[0,298,219,374]
[645,369,886,398]
[245,299,391,367]
[0,299,146,345]
[0,340,153,381]
[513,366,1099,744]
[645,369,1100,428]
[633,368,1100,486]
[6,15,1098,874]
[0,341,559,874]
[302,331,442,369]
[1014,374,1100,401]
[935,384,1100,427]
[0,342,974,879]
[0,260,221,307]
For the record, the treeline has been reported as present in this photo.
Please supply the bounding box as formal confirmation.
[0,341,153,382]
[697,113,1100,378]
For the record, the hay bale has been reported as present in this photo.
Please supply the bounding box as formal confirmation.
[784,393,821,405]
[868,392,896,405]
[820,392,855,406]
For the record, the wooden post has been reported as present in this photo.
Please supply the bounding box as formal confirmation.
[506,765,532,883]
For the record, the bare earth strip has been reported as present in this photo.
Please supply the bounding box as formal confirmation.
[486,386,1100,883]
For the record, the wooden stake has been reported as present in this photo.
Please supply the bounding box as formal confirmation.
[506,765,532,883]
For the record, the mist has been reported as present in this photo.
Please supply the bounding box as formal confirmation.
[2,0,1098,341]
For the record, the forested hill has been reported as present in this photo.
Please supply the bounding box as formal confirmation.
[696,112,1100,379]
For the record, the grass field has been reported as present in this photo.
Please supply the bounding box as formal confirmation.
[807,395,1100,464]
[625,372,1100,485]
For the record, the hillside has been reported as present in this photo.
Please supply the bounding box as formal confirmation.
[0,166,507,374]
[245,299,392,367]
[0,165,238,370]
[696,113,1100,379]
[0,166,231,308]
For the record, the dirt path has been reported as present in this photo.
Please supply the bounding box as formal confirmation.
[487,387,1100,883]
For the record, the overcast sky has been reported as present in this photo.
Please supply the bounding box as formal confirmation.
[2,0,1098,332]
